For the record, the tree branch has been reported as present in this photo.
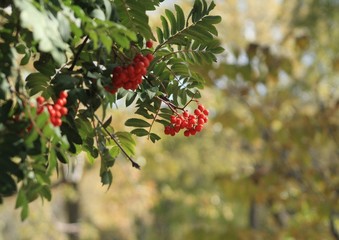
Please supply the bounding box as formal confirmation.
[93,114,140,169]
[69,36,89,71]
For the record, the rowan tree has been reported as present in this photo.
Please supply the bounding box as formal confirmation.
[0,0,223,219]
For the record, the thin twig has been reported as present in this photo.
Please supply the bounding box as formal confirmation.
[148,101,161,140]
[69,35,89,71]
[93,114,140,169]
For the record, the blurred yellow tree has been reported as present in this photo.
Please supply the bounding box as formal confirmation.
[1,1,338,240]
[141,0,339,239]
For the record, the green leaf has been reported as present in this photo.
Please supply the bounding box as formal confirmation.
[149,133,161,143]
[175,4,185,31]
[25,73,50,96]
[20,51,31,65]
[15,43,26,54]
[109,146,120,159]
[165,9,177,35]
[131,128,149,137]
[57,12,71,41]
[15,189,29,220]
[125,118,151,128]
[125,92,137,107]
[47,149,57,174]
[91,8,106,20]
[14,0,68,63]
[33,53,58,77]
[52,73,80,90]
[60,123,83,145]
[115,131,135,156]
[100,170,112,186]
[160,16,170,39]
[103,0,112,20]
[99,32,113,52]
[153,61,167,76]
[40,186,52,201]
[115,0,155,40]
[156,27,164,44]
[102,116,112,128]
[55,149,68,164]
[135,106,154,119]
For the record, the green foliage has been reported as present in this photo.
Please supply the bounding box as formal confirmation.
[0,0,223,219]
[124,0,222,138]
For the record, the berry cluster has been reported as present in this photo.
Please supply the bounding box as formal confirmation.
[164,104,209,137]
[105,40,155,94]
[36,91,68,127]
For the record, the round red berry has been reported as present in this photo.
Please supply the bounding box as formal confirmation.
[195,124,203,132]
[51,117,62,127]
[36,96,45,105]
[59,91,68,99]
[203,109,209,116]
[146,40,153,48]
[60,107,68,116]
[146,53,154,62]
[53,103,61,111]
[198,104,205,112]
[113,66,123,74]
[194,109,201,116]
[56,98,65,106]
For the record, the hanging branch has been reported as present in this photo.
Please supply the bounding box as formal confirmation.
[69,35,89,71]
[93,114,140,169]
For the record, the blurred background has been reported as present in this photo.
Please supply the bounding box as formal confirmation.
[1,0,339,239]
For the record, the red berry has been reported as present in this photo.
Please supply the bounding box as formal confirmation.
[56,98,65,106]
[142,57,150,68]
[53,103,61,111]
[36,96,45,105]
[140,67,147,75]
[198,104,205,112]
[164,126,171,135]
[37,106,44,114]
[110,88,118,94]
[189,118,196,125]
[175,118,182,127]
[51,117,62,127]
[59,91,68,99]
[60,107,68,116]
[174,126,180,133]
[125,82,134,90]
[194,109,201,116]
[136,77,143,84]
[127,65,135,76]
[136,61,145,69]
[47,105,55,116]
[195,124,203,132]
[180,121,187,129]
[113,66,123,74]
[170,115,177,124]
[146,53,154,62]
[183,111,189,118]
[133,54,143,63]
[197,118,204,125]
[184,130,190,137]
[120,73,128,83]
[203,109,209,116]
[55,111,61,118]
[146,40,153,48]
[189,128,197,135]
